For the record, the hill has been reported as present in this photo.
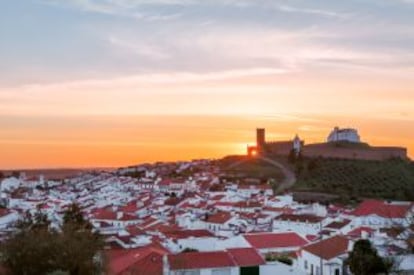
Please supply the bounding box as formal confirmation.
[1,168,115,180]
[218,155,286,184]
[294,157,414,202]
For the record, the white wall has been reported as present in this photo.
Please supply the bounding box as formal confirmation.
[273,220,321,235]
[261,262,307,275]
[169,267,238,275]
[298,250,344,275]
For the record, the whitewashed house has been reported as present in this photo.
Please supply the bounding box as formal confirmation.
[297,235,352,275]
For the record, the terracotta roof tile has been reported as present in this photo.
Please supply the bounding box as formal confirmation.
[244,232,308,249]
[351,200,412,218]
[168,251,236,270]
[227,248,266,267]
[303,235,350,260]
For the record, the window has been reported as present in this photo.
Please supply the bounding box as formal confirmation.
[335,268,340,275]
[240,266,259,275]
[304,260,308,269]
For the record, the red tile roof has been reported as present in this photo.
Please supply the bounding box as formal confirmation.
[168,251,236,270]
[275,214,324,223]
[325,219,351,230]
[234,201,262,208]
[205,212,232,224]
[0,208,11,217]
[303,235,350,260]
[107,244,169,275]
[167,248,265,271]
[346,227,375,238]
[351,200,412,218]
[227,248,266,267]
[164,229,214,240]
[244,232,308,249]
[92,208,117,220]
[120,201,139,213]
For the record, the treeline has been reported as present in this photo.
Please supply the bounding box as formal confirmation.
[0,204,105,275]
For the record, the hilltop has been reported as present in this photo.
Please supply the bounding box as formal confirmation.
[293,157,414,202]
[220,154,414,202]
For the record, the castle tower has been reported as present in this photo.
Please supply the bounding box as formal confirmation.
[256,128,265,152]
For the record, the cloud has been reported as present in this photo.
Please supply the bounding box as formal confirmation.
[108,36,171,60]
[17,67,288,91]
[42,0,187,20]
[277,4,349,18]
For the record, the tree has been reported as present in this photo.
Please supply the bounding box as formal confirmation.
[63,203,89,229]
[58,203,105,275]
[0,209,60,275]
[11,171,20,178]
[288,149,296,164]
[0,204,104,275]
[347,239,393,275]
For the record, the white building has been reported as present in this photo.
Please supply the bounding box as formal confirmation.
[164,248,266,275]
[0,177,21,192]
[297,236,352,275]
[347,200,413,229]
[327,127,360,143]
[273,214,325,235]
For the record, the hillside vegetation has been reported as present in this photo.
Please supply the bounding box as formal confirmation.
[218,156,285,183]
[294,157,414,201]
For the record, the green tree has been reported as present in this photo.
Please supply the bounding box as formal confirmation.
[347,239,393,275]
[58,203,104,275]
[0,204,105,275]
[288,149,296,164]
[0,209,60,275]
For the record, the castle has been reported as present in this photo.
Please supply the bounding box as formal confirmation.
[247,127,408,161]
[327,127,360,143]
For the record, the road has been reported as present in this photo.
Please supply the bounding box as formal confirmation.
[258,156,296,193]
[224,155,297,193]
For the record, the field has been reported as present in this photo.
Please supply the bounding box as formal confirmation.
[294,158,414,201]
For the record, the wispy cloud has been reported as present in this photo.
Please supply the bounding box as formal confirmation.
[277,4,349,18]
[18,67,288,90]
[108,36,171,60]
[43,0,186,20]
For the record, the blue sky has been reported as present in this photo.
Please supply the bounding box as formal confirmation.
[1,0,413,117]
[1,0,413,87]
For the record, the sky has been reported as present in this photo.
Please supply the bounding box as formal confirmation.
[0,0,413,169]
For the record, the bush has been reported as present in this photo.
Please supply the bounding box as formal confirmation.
[265,253,293,266]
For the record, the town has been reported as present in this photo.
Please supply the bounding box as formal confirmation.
[0,128,413,275]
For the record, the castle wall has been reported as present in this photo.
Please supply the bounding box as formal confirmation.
[301,144,407,161]
[265,141,294,156]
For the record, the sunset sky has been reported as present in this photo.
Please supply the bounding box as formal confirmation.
[1,0,413,169]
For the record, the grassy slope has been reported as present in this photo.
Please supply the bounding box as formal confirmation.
[218,155,286,183]
[294,158,414,201]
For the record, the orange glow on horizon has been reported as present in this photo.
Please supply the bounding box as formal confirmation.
[0,115,412,170]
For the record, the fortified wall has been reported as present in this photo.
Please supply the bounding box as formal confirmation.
[248,128,408,161]
[301,143,408,161]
